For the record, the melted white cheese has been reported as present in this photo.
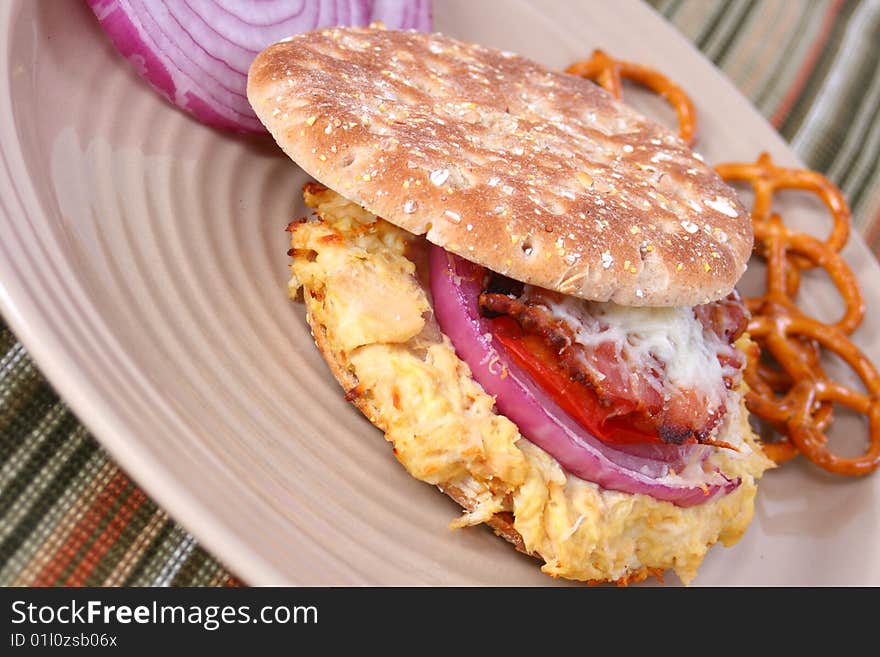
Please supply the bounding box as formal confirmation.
[531,290,728,408]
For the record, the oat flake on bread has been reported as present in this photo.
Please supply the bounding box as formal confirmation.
[248,26,752,306]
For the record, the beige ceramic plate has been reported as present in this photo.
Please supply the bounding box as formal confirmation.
[2,0,879,585]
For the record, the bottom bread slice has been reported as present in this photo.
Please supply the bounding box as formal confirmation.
[288,183,773,584]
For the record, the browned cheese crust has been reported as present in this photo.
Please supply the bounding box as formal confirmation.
[306,292,528,553]
[250,27,752,306]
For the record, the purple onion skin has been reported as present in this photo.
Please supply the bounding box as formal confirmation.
[87,0,433,133]
[429,246,739,507]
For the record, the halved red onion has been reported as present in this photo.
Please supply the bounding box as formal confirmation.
[429,246,739,507]
[87,0,432,133]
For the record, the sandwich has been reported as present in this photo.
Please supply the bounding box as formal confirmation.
[247,26,773,584]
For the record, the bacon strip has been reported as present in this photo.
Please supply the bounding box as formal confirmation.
[480,288,747,444]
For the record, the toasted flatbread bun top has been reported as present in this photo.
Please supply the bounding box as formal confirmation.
[249,27,752,306]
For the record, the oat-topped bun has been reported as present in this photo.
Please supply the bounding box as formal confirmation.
[248,27,752,306]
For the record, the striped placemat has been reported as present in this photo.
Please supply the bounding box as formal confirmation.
[654,0,880,242]
[1,0,878,586]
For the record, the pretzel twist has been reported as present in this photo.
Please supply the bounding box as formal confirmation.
[715,152,851,281]
[717,154,878,475]
[566,49,697,146]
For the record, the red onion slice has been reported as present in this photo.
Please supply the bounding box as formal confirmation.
[429,246,739,507]
[88,0,432,132]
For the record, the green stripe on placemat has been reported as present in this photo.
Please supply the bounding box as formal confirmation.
[0,320,239,587]
[2,0,880,587]
[649,0,880,248]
